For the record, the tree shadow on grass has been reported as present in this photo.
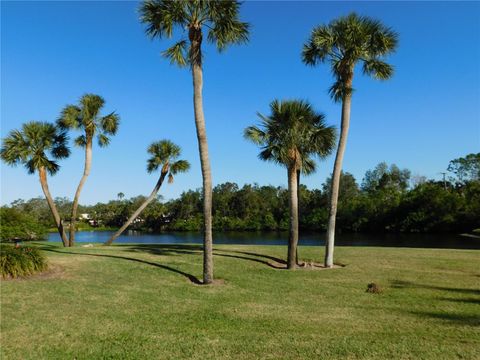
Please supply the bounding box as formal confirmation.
[39,246,202,285]
[122,244,287,269]
[408,310,480,327]
[437,297,480,305]
[390,280,480,296]
[38,243,289,285]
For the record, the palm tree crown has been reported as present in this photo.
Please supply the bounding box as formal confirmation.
[302,12,398,102]
[244,100,336,174]
[147,140,190,183]
[140,0,249,66]
[1,121,70,175]
[57,94,119,147]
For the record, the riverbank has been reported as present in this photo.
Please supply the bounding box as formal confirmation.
[47,225,118,233]
[1,243,478,359]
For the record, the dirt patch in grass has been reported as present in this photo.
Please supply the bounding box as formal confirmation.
[196,278,227,286]
[266,260,346,270]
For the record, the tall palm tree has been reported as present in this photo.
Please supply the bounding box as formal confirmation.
[244,100,335,269]
[57,94,119,246]
[1,122,70,246]
[105,140,190,245]
[140,0,249,284]
[302,13,398,267]
[117,192,125,201]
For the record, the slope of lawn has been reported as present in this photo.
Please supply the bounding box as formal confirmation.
[1,242,479,359]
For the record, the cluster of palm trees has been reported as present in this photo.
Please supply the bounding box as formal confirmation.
[1,95,120,248]
[1,0,398,285]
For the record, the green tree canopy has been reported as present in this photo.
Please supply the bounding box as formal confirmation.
[447,153,480,184]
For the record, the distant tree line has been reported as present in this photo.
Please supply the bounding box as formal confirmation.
[2,156,478,242]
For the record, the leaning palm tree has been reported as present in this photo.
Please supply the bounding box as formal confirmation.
[140,0,249,284]
[302,13,398,267]
[1,122,70,246]
[57,94,119,246]
[245,100,335,269]
[105,140,190,245]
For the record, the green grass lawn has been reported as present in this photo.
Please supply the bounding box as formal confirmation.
[1,242,479,359]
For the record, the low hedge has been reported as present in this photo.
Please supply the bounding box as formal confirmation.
[0,245,48,279]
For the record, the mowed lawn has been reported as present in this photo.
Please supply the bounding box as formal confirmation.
[1,242,479,359]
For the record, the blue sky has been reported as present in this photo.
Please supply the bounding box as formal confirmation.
[1,1,479,205]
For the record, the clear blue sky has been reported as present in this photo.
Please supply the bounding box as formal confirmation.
[1,1,479,205]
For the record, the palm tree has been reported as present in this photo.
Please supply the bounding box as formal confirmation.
[105,140,190,245]
[1,122,70,246]
[140,0,249,284]
[244,100,335,269]
[302,13,398,267]
[57,94,119,246]
[117,192,125,201]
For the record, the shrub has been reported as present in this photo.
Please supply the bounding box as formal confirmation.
[0,207,48,242]
[0,245,48,278]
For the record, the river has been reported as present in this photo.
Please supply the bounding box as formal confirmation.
[48,231,480,249]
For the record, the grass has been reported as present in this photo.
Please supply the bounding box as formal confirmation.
[1,242,479,359]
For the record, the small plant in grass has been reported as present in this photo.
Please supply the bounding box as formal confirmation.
[0,244,48,279]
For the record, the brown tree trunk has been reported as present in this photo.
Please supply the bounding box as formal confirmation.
[38,167,69,247]
[105,170,168,246]
[325,77,353,267]
[287,165,299,269]
[296,169,301,265]
[190,28,213,284]
[69,136,93,247]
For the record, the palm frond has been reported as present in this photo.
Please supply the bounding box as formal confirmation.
[97,134,110,148]
[245,99,336,172]
[301,156,317,175]
[162,40,189,67]
[328,80,353,103]
[170,159,190,174]
[140,0,188,39]
[146,139,187,175]
[2,121,69,175]
[100,112,120,135]
[80,94,105,124]
[301,25,334,66]
[244,125,266,145]
[206,0,249,51]
[57,105,81,130]
[362,58,394,80]
[74,135,87,147]
[303,12,397,100]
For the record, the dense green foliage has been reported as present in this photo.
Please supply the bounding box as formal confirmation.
[0,207,48,242]
[6,163,480,235]
[0,244,48,278]
[447,153,480,183]
[1,243,478,358]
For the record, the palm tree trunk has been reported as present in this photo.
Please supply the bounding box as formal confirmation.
[325,90,352,267]
[38,167,69,247]
[69,137,92,247]
[105,171,167,246]
[287,165,299,269]
[190,33,214,284]
[296,169,300,265]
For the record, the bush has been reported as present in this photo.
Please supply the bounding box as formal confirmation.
[0,245,48,278]
[0,207,48,242]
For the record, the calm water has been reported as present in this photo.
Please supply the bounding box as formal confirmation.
[48,231,480,250]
